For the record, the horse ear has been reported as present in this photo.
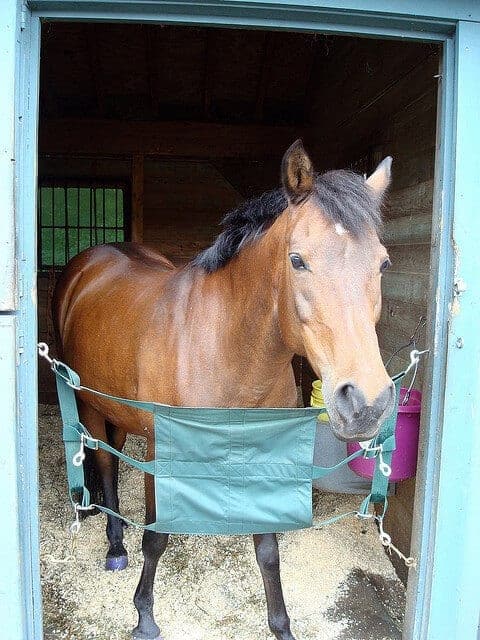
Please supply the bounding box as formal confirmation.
[281,139,314,204]
[366,156,393,197]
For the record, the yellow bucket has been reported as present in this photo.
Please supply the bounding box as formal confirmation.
[310,380,329,422]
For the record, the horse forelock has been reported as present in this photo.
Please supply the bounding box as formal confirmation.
[192,170,384,273]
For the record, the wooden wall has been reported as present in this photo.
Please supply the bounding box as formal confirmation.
[142,160,241,263]
[306,38,439,582]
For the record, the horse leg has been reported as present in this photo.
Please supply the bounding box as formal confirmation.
[132,458,169,640]
[104,420,128,570]
[254,533,296,640]
[78,401,128,571]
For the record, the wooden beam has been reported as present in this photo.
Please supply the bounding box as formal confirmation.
[39,119,305,159]
[131,154,144,242]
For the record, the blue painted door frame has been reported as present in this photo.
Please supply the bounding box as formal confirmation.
[4,2,479,639]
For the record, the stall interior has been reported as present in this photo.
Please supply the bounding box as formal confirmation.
[37,22,439,583]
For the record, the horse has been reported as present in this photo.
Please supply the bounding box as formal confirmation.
[52,140,394,640]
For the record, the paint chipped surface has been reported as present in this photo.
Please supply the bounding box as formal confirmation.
[39,404,405,640]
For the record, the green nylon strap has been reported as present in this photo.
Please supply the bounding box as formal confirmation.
[56,367,90,508]
[311,448,366,479]
[53,360,329,418]
[368,375,403,504]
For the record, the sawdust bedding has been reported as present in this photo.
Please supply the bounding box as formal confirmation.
[39,404,405,640]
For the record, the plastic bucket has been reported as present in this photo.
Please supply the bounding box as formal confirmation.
[310,380,329,422]
[346,387,422,482]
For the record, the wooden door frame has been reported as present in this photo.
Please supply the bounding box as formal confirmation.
[4,2,479,639]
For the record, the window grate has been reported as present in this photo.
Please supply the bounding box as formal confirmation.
[38,183,129,270]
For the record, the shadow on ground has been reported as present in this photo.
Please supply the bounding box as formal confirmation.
[327,568,406,640]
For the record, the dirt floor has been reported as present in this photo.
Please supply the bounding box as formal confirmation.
[39,404,406,640]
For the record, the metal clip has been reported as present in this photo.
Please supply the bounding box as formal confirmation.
[356,510,374,520]
[360,441,382,459]
[69,505,81,536]
[72,434,86,467]
[379,449,392,477]
[85,434,99,450]
[38,342,54,366]
[376,516,417,569]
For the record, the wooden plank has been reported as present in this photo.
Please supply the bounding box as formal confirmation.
[131,154,144,242]
[381,271,429,306]
[310,51,439,170]
[420,23,480,640]
[387,179,434,219]
[387,244,431,273]
[39,118,307,159]
[383,212,432,245]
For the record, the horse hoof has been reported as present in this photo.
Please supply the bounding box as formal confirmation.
[105,554,128,571]
[132,634,163,640]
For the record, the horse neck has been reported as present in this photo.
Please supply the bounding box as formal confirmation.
[217,211,294,366]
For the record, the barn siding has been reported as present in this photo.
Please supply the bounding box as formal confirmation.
[142,159,242,262]
[307,42,438,581]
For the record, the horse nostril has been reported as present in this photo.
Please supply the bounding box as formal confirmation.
[334,382,364,421]
[339,383,354,401]
[374,382,396,417]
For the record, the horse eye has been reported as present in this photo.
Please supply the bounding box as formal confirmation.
[380,258,391,273]
[289,253,307,270]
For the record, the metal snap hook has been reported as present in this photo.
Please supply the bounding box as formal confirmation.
[379,450,392,477]
[72,434,86,467]
[69,506,81,536]
[38,342,54,365]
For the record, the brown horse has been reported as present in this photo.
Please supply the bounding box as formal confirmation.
[52,141,394,640]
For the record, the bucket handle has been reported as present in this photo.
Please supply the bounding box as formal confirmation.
[385,316,427,405]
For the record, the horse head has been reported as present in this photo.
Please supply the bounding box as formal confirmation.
[278,140,395,442]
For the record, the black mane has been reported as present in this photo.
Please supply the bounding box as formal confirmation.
[192,170,383,273]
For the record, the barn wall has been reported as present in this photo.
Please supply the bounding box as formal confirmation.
[374,83,437,584]
[306,41,438,582]
[142,159,242,263]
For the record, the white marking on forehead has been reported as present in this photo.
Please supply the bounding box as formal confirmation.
[334,223,347,235]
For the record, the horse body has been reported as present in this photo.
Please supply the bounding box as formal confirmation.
[54,213,297,424]
[52,141,394,640]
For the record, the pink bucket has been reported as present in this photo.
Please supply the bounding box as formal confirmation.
[346,388,422,482]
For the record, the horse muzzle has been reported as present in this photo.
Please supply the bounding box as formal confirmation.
[329,381,396,443]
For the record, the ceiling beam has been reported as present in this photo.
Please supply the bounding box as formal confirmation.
[39,118,305,159]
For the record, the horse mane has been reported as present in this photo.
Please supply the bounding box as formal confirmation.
[192,169,384,273]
